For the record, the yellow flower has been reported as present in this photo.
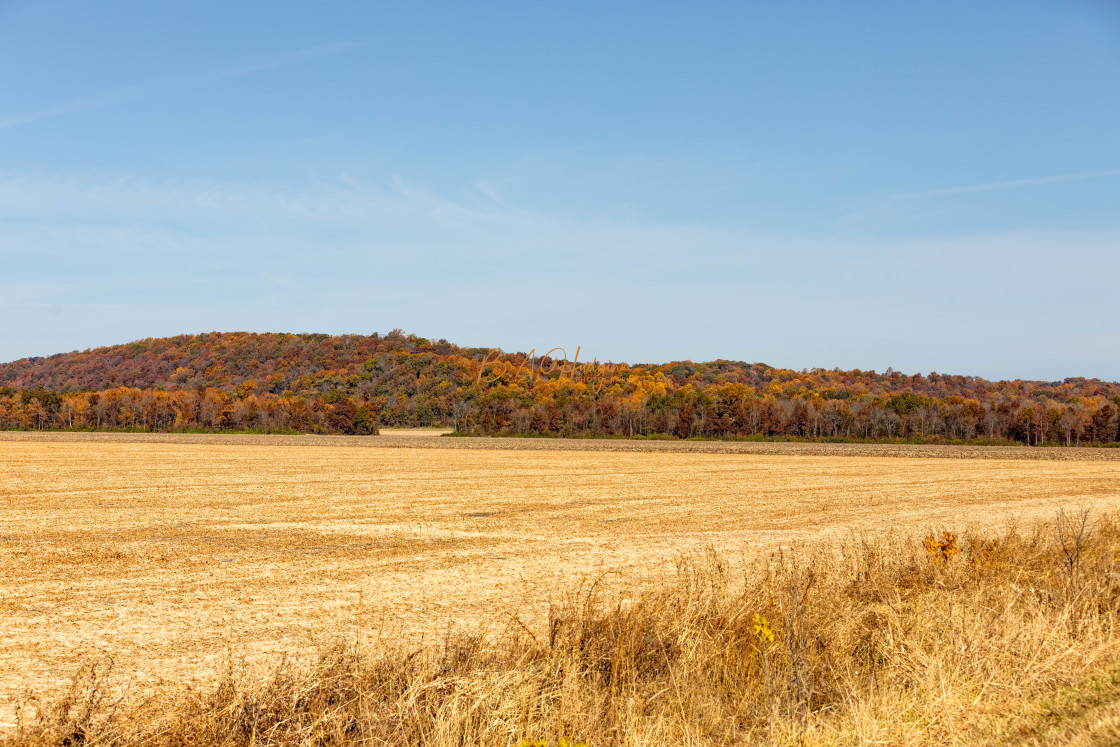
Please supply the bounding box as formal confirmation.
[924,531,958,563]
[752,613,774,644]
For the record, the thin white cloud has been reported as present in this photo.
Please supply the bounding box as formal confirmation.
[2,169,1117,292]
[0,170,441,226]
[0,41,365,130]
[888,168,1120,200]
[0,168,1117,378]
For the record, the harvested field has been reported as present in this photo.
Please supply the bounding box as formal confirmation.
[3,430,1120,460]
[1,433,1118,733]
[375,428,456,438]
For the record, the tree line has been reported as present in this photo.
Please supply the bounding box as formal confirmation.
[1,331,1117,445]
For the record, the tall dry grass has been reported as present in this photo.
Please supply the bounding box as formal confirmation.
[11,510,1120,746]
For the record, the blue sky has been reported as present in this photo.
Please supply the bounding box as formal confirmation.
[1,0,1118,380]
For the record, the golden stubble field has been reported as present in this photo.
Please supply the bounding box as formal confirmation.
[1,433,1119,729]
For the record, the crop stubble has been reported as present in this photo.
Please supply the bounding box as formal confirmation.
[0,432,1118,726]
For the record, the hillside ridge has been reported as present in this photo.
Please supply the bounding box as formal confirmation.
[1,331,1117,444]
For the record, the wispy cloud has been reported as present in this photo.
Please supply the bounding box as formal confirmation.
[2,169,1117,288]
[0,41,364,130]
[0,170,513,231]
[887,168,1120,200]
[0,168,1117,377]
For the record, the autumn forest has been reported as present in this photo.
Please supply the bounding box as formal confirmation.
[1,331,1118,445]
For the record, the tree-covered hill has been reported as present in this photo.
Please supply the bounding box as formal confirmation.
[1,331,1117,444]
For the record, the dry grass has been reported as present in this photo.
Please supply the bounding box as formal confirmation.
[1,433,1119,743]
[375,428,456,438]
[11,513,1120,745]
[3,430,1119,461]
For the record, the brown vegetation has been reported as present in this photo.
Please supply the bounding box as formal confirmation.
[3,430,1120,461]
[2,435,1119,744]
[2,331,1117,444]
[10,511,1120,745]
